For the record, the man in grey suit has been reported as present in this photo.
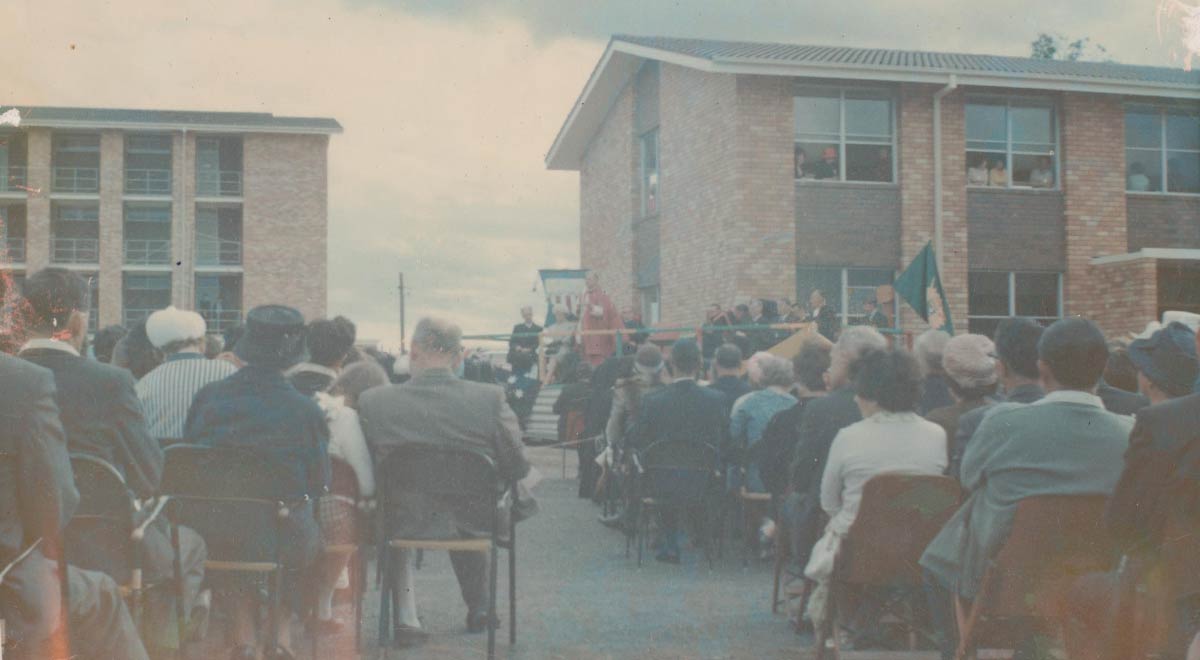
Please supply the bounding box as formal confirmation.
[359,317,532,645]
[920,318,1133,660]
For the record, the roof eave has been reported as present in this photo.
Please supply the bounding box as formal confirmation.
[15,118,344,135]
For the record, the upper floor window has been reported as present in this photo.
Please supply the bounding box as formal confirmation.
[639,129,659,218]
[967,271,1062,337]
[125,134,172,195]
[52,133,100,193]
[1125,104,1200,194]
[966,98,1058,189]
[794,89,895,183]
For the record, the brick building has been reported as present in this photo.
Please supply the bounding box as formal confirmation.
[546,36,1200,339]
[0,106,341,334]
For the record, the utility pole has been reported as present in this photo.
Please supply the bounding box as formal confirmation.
[398,272,407,354]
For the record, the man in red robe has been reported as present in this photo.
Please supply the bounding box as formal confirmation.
[579,272,620,366]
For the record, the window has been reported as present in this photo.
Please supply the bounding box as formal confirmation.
[196,136,243,196]
[195,205,242,266]
[122,273,171,327]
[968,271,1062,337]
[794,89,894,183]
[639,285,660,325]
[966,99,1058,189]
[51,203,99,264]
[639,129,659,217]
[51,133,100,193]
[125,134,172,195]
[796,266,897,328]
[196,274,242,333]
[83,272,98,331]
[1125,104,1200,194]
[124,204,172,265]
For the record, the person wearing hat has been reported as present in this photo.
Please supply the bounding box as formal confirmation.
[137,306,237,441]
[185,305,330,660]
[1068,322,1200,660]
[1128,322,1200,405]
[926,334,999,457]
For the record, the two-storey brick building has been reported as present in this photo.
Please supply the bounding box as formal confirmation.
[546,36,1200,338]
[0,106,341,333]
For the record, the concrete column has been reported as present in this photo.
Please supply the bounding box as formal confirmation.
[98,130,124,327]
[24,128,51,273]
[171,131,196,309]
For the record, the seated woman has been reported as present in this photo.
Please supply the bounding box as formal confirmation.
[967,157,990,186]
[988,159,1008,187]
[311,360,386,633]
[730,352,798,494]
[803,348,947,640]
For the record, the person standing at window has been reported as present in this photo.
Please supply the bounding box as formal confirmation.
[794,146,809,179]
[812,147,838,180]
[1029,156,1055,188]
[988,159,1008,187]
[967,157,990,186]
[1127,162,1151,191]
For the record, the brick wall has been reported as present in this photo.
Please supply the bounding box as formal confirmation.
[98,130,123,327]
[967,189,1065,271]
[1127,194,1200,250]
[655,64,740,325]
[898,84,968,334]
[24,128,50,273]
[242,133,329,321]
[1061,93,1128,322]
[579,84,637,315]
[1090,258,1159,338]
[796,182,901,267]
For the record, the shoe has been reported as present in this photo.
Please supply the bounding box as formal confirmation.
[393,624,429,648]
[466,610,499,634]
[263,645,296,660]
[229,645,256,660]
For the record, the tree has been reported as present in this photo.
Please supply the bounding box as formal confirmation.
[1030,32,1110,61]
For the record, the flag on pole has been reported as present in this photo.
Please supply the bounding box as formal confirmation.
[894,242,953,334]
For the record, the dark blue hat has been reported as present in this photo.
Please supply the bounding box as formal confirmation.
[234,305,306,369]
[1128,321,1198,397]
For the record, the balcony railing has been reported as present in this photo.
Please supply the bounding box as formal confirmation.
[0,238,25,263]
[125,169,172,195]
[196,170,242,197]
[124,239,172,265]
[1,166,27,192]
[198,308,242,333]
[51,237,100,264]
[123,308,161,328]
[53,167,100,193]
[195,238,242,266]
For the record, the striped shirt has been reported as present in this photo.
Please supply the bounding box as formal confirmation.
[136,352,238,441]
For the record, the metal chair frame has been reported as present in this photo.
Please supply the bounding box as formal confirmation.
[627,440,722,568]
[311,455,374,657]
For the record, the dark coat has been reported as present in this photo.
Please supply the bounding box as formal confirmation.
[628,379,729,452]
[756,397,819,497]
[708,375,752,417]
[0,354,78,647]
[919,373,955,416]
[805,305,841,342]
[1098,381,1150,417]
[507,321,542,364]
[788,386,862,495]
[926,397,991,464]
[21,346,162,499]
[1108,393,1200,553]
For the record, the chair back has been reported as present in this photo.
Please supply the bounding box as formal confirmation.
[160,444,299,564]
[375,444,503,539]
[987,494,1114,619]
[638,440,720,504]
[63,455,137,583]
[836,473,961,587]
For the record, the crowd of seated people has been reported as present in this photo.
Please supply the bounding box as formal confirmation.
[0,267,534,659]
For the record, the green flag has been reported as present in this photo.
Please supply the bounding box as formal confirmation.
[894,242,953,334]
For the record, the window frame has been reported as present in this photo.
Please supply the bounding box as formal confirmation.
[1124,103,1200,196]
[796,266,899,328]
[638,127,660,219]
[965,95,1061,191]
[967,270,1064,332]
[793,85,897,185]
[638,285,660,326]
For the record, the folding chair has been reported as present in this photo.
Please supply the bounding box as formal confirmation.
[955,494,1113,660]
[160,444,312,659]
[63,454,171,635]
[629,441,722,567]
[375,444,517,660]
[813,474,961,659]
[311,456,374,657]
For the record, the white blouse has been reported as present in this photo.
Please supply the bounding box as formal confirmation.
[314,392,376,498]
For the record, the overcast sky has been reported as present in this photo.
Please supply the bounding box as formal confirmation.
[2,0,1187,346]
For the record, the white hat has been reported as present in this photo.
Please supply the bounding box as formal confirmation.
[145,306,207,349]
[392,354,411,377]
[1162,311,1200,333]
[942,334,998,390]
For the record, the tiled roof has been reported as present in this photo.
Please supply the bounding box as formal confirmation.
[613,35,1200,87]
[0,105,342,133]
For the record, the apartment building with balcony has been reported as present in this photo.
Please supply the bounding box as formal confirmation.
[547,36,1200,339]
[0,106,341,334]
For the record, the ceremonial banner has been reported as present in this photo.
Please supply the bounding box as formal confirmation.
[894,242,954,334]
[538,269,587,327]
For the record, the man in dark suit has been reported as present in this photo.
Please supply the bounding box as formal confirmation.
[708,343,751,415]
[805,289,841,342]
[359,317,532,642]
[0,352,149,660]
[507,306,542,371]
[18,268,206,652]
[628,339,728,562]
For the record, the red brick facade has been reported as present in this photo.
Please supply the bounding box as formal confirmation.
[1090,258,1159,338]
